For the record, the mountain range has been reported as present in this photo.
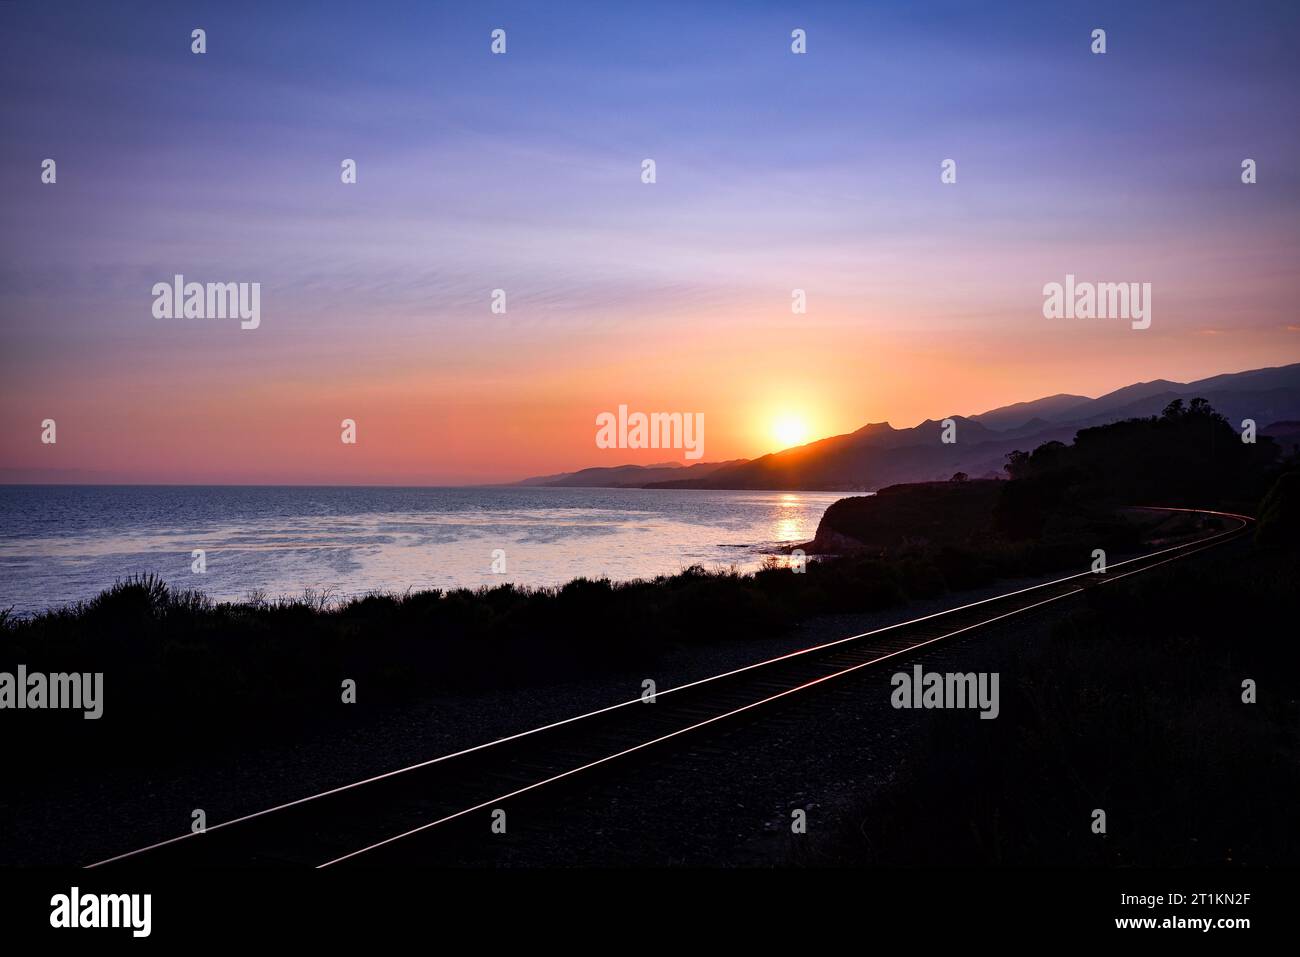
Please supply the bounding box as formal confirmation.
[511,362,1300,491]
[510,460,747,488]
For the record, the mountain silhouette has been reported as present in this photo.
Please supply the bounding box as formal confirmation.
[640,362,1300,491]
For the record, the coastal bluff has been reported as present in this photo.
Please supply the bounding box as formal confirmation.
[804,480,1004,554]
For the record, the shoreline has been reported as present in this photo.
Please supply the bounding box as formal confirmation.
[0,486,845,617]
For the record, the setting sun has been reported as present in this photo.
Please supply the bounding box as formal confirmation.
[772,415,811,449]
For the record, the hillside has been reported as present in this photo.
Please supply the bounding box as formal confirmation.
[510,459,747,488]
[648,362,1300,491]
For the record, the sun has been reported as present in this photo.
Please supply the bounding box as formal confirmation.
[772,414,810,449]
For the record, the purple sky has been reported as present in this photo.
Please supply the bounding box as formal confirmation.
[2,0,1298,483]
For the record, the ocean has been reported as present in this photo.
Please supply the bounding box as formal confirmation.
[0,485,848,616]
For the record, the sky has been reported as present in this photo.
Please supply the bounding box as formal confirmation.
[2,0,1299,484]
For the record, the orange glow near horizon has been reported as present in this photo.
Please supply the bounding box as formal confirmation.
[1,298,1296,485]
[3,331,1297,484]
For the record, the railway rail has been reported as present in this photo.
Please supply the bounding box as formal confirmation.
[88,506,1252,868]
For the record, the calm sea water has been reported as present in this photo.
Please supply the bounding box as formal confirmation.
[0,486,846,615]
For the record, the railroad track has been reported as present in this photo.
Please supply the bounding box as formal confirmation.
[88,507,1252,869]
